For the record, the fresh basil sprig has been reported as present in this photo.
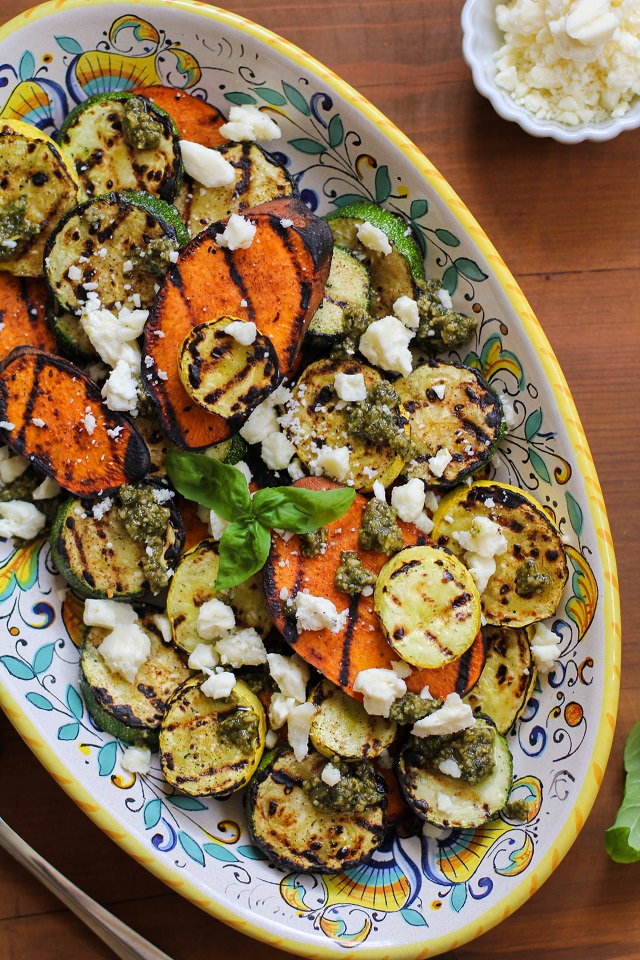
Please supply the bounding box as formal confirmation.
[605,720,640,863]
[166,450,355,590]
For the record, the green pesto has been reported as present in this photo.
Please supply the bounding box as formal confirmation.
[334,551,376,595]
[238,669,274,696]
[358,497,403,555]
[217,707,260,752]
[330,306,371,359]
[0,195,37,260]
[515,558,552,597]
[135,381,158,419]
[415,278,477,352]
[130,235,180,278]
[122,96,163,151]
[389,692,443,725]
[347,380,413,458]
[299,526,328,559]
[117,484,171,593]
[503,798,529,821]
[409,723,496,786]
[303,759,381,814]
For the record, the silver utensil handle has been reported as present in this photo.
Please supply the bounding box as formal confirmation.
[0,815,174,960]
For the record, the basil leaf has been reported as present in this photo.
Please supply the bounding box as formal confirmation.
[215,518,271,591]
[252,485,355,534]
[605,720,640,862]
[165,450,251,521]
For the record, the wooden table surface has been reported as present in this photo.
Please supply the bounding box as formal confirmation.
[0,0,638,957]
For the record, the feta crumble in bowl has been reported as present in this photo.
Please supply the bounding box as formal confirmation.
[461,0,640,142]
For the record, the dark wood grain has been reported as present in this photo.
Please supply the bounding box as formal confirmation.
[0,1,638,958]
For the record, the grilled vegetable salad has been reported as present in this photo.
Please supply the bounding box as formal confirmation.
[0,91,568,875]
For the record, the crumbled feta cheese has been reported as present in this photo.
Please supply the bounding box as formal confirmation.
[0,454,28,486]
[32,476,62,500]
[420,685,433,699]
[373,480,386,502]
[219,104,282,142]
[151,487,174,505]
[293,593,348,634]
[438,758,462,779]
[188,642,220,671]
[427,447,452,479]
[391,478,425,522]
[280,218,293,228]
[308,444,351,482]
[390,659,413,679]
[81,306,147,370]
[68,264,82,281]
[101,360,139,413]
[321,763,342,786]
[267,652,309,702]
[413,511,435,535]
[287,457,306,481]
[179,139,236,187]
[0,501,46,540]
[393,295,420,330]
[234,460,252,484]
[269,691,296,729]
[453,516,508,593]
[424,490,440,513]
[499,393,516,429]
[411,693,475,737]
[31,418,46,428]
[358,315,414,376]
[530,621,562,674]
[121,745,151,775]
[240,395,280,444]
[436,791,454,815]
[201,670,236,700]
[0,421,15,432]
[333,371,367,402]
[216,627,268,667]
[216,213,256,250]
[152,613,172,644]
[83,411,97,435]
[376,748,394,769]
[261,432,296,471]
[224,319,257,345]
[208,509,230,540]
[197,598,236,640]
[432,383,446,400]
[83,598,137,630]
[286,701,316,761]
[356,221,392,255]
[91,497,113,521]
[437,288,453,310]
[352,668,406,718]
[265,729,278,749]
[98,621,151,683]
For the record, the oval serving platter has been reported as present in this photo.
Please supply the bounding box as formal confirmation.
[0,1,620,957]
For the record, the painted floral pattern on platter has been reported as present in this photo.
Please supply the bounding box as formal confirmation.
[0,12,601,951]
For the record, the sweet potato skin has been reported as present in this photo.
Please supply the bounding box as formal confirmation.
[0,275,57,359]
[133,86,228,148]
[0,347,149,497]
[144,197,333,449]
[263,477,486,700]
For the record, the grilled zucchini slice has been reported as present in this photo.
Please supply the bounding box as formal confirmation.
[178,318,279,421]
[166,538,272,654]
[283,357,405,490]
[160,676,266,797]
[309,679,397,761]
[324,201,424,317]
[174,142,293,236]
[44,191,188,314]
[245,746,387,873]
[0,121,79,277]
[306,245,371,347]
[397,718,513,828]
[464,625,536,733]
[432,481,568,627]
[374,545,481,669]
[396,360,504,488]
[50,482,185,600]
[204,434,248,465]
[80,607,190,748]
[58,92,182,201]
[46,294,96,361]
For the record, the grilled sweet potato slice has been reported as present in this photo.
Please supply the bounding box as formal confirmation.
[144,197,333,449]
[133,86,228,148]
[0,275,57,359]
[0,347,149,497]
[263,477,486,700]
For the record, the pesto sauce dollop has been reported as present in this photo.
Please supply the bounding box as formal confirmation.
[303,759,382,814]
[117,484,171,593]
[0,195,37,260]
[130,236,180,278]
[334,551,376,595]
[358,497,404,555]
[347,380,413,458]
[415,279,477,352]
[409,723,496,786]
[389,692,443,725]
[299,526,328,558]
[217,706,260,752]
[122,96,163,151]
[330,307,372,359]
[515,558,552,597]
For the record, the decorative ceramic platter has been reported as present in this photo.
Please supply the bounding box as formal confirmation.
[0,1,620,956]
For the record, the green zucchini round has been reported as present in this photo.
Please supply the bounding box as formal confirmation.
[306,245,371,347]
[464,625,537,734]
[309,679,397,761]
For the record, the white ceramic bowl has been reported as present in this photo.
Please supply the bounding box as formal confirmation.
[461,0,640,143]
